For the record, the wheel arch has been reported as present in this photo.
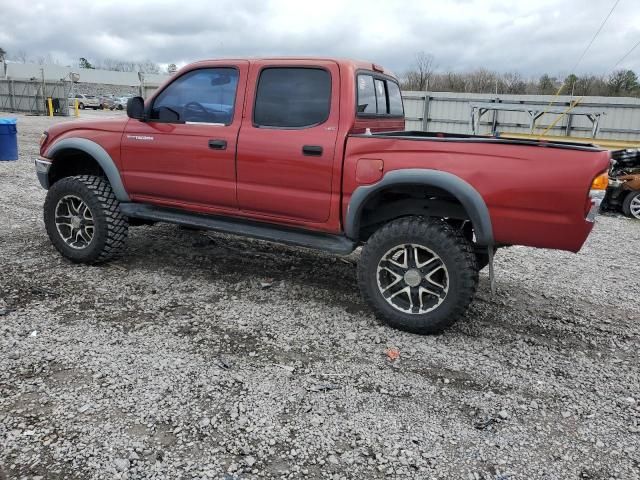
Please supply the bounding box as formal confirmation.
[345,169,494,245]
[46,138,130,202]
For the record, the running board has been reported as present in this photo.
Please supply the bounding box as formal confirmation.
[119,203,356,255]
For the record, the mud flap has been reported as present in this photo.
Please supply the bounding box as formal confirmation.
[488,246,496,295]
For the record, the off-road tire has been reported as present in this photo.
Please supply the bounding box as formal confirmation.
[622,190,640,220]
[358,217,479,334]
[44,175,128,264]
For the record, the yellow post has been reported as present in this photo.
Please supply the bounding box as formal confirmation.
[74,99,79,117]
[47,97,53,117]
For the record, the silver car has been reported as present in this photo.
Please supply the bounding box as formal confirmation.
[112,96,133,110]
[68,94,101,110]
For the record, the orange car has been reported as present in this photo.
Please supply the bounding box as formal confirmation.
[602,150,640,220]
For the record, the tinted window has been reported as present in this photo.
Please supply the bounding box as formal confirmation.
[151,68,238,124]
[388,81,404,116]
[254,68,331,128]
[374,79,387,114]
[357,75,376,114]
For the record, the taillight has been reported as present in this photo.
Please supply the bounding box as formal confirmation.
[585,171,609,221]
[590,172,608,191]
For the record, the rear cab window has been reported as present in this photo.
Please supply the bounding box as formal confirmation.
[253,67,331,128]
[356,72,404,117]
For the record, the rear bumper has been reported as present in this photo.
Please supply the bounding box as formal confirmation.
[586,189,606,223]
[34,157,51,189]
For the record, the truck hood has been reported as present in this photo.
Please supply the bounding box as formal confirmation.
[47,117,128,139]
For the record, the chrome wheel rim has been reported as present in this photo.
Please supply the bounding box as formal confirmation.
[630,195,640,219]
[376,243,449,314]
[55,195,95,249]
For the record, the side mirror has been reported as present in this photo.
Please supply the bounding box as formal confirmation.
[127,96,146,120]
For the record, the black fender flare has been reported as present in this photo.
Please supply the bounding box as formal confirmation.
[344,169,494,245]
[46,138,130,202]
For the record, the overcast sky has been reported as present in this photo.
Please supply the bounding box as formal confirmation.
[0,0,639,77]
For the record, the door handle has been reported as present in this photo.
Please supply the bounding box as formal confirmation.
[208,139,227,150]
[302,145,323,156]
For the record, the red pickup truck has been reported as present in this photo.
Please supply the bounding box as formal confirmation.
[35,57,610,334]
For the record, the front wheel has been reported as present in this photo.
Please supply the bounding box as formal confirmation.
[622,191,640,219]
[44,175,128,264]
[357,217,479,334]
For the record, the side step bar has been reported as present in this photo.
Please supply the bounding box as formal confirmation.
[119,203,356,255]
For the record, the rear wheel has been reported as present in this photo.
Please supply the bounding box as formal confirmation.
[622,191,640,219]
[357,217,479,334]
[44,175,128,264]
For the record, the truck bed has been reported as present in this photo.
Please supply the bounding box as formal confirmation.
[343,130,611,253]
[358,130,604,152]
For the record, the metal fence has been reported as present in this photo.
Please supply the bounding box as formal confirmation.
[402,91,640,142]
[3,75,640,143]
[0,79,71,115]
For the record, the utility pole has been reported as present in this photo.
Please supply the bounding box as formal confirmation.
[40,68,46,115]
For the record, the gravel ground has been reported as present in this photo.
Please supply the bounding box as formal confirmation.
[1,112,639,480]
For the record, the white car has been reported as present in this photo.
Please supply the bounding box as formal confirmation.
[68,94,101,110]
[112,96,134,110]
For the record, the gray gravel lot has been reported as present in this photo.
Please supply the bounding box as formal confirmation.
[1,111,639,480]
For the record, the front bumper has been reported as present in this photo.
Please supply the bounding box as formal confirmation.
[34,157,52,189]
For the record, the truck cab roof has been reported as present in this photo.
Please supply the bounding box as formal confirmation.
[184,57,396,77]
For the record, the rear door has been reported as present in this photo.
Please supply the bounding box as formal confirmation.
[235,60,340,223]
[120,61,248,211]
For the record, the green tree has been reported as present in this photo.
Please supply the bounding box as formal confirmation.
[563,74,578,95]
[607,69,638,95]
[79,57,94,69]
[538,74,555,94]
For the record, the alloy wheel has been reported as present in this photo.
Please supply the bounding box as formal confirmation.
[376,243,449,314]
[55,195,95,249]
[630,194,640,219]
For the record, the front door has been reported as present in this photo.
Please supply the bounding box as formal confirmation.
[121,62,248,212]
[236,61,340,223]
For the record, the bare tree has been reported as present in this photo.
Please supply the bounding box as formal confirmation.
[137,60,160,74]
[439,72,467,92]
[15,49,28,63]
[500,72,526,94]
[466,69,498,93]
[402,51,436,91]
[0,47,6,63]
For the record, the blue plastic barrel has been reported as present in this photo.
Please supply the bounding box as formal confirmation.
[0,118,18,161]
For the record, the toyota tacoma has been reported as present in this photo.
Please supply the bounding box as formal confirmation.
[35,57,611,334]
